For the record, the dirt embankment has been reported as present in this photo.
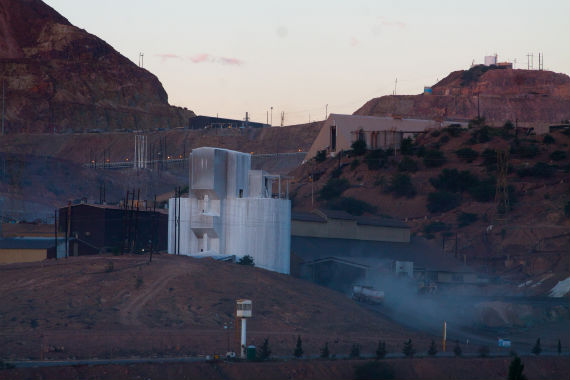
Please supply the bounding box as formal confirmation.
[0,255,434,360]
[1,357,568,380]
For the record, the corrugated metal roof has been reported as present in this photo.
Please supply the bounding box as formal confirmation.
[317,209,354,220]
[291,211,326,223]
[330,113,448,133]
[356,216,409,229]
[0,237,66,250]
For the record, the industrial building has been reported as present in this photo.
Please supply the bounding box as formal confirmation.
[304,114,467,160]
[168,147,291,274]
[0,237,66,264]
[58,203,168,255]
[188,115,268,130]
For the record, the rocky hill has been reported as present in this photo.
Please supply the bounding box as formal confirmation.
[0,0,195,133]
[355,67,570,126]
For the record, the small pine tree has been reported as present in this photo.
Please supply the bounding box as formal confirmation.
[402,339,415,358]
[294,335,304,358]
[453,340,462,357]
[258,338,271,361]
[508,356,527,380]
[557,339,562,355]
[376,340,387,359]
[531,338,542,356]
[427,340,438,356]
[349,344,361,359]
[320,342,330,359]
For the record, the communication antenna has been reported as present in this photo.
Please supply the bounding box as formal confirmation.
[393,78,398,95]
[280,111,285,127]
[526,53,531,70]
[138,52,144,68]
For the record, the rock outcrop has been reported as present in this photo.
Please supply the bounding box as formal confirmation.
[354,66,570,125]
[0,0,195,133]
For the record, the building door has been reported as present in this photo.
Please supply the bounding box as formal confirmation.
[330,126,336,151]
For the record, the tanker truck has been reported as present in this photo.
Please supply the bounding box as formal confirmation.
[351,285,384,304]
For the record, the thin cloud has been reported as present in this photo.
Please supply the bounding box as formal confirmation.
[349,36,359,47]
[155,53,183,62]
[219,57,243,66]
[378,16,407,28]
[190,53,211,63]
[189,53,243,66]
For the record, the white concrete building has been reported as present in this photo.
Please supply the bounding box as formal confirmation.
[168,147,291,274]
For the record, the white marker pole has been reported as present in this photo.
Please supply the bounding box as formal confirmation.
[241,318,247,359]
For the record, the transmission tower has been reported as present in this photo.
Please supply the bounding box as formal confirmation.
[495,149,510,218]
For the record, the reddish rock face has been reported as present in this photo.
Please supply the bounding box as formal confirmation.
[354,67,570,125]
[0,0,195,133]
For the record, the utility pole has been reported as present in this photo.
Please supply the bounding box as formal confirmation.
[270,106,273,126]
[2,79,5,136]
[526,53,531,70]
[393,78,397,95]
[325,104,328,120]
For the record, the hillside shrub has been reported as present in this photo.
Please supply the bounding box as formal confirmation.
[543,134,555,144]
[511,144,538,158]
[258,338,271,361]
[351,139,367,156]
[423,149,446,168]
[328,197,377,216]
[550,150,567,161]
[470,126,491,144]
[351,159,360,170]
[481,148,497,170]
[238,255,255,266]
[400,137,414,155]
[508,356,527,380]
[439,135,450,144]
[429,169,479,193]
[443,124,463,137]
[402,339,416,358]
[387,174,416,198]
[517,162,555,178]
[366,149,386,170]
[319,178,350,200]
[331,166,343,178]
[423,221,450,234]
[398,157,418,172]
[427,191,461,213]
[415,145,426,157]
[430,130,441,137]
[468,177,496,202]
[457,212,478,227]
[315,149,327,162]
[455,147,479,163]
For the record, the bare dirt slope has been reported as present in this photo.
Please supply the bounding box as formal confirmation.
[0,0,195,133]
[0,255,434,360]
[355,67,570,126]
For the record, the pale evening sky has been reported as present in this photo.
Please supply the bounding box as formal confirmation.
[44,0,570,125]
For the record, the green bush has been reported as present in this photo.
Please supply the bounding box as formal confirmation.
[258,338,271,361]
[315,149,327,162]
[427,191,461,213]
[517,162,555,178]
[508,356,527,380]
[331,166,343,178]
[319,178,350,200]
[415,145,426,157]
[439,135,450,144]
[354,362,395,380]
[388,174,417,198]
[351,139,367,156]
[468,177,496,202]
[457,212,478,227]
[430,130,441,137]
[455,148,479,163]
[429,169,479,193]
[511,144,538,158]
[398,157,418,172]
[550,150,567,161]
[351,159,360,170]
[543,134,555,144]
[481,148,497,170]
[400,137,414,155]
[470,126,491,143]
[366,149,385,170]
[238,255,255,266]
[328,197,377,216]
[424,221,450,234]
[444,124,463,137]
[423,149,446,168]
[402,339,416,358]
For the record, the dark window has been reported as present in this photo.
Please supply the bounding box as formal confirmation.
[330,126,337,151]
[239,189,243,198]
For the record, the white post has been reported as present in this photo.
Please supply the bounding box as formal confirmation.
[241,318,247,359]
